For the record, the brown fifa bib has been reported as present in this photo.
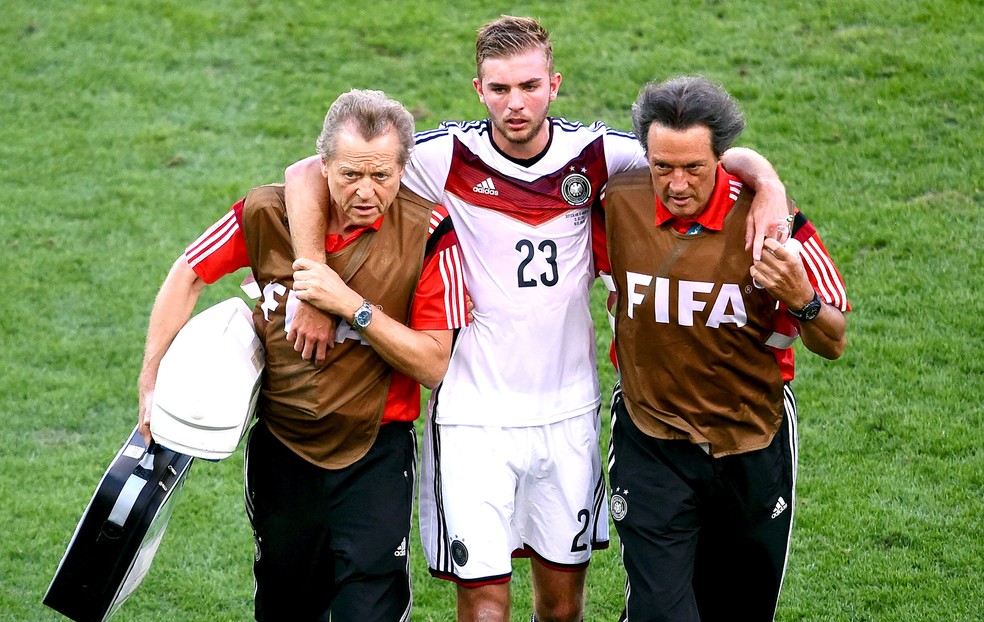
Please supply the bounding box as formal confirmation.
[605,169,785,457]
[241,184,431,468]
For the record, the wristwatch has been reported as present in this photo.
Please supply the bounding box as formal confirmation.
[789,291,822,322]
[352,300,373,332]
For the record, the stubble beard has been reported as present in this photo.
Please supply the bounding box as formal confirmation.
[493,114,547,148]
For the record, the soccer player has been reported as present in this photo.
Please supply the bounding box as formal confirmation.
[138,90,467,621]
[603,75,849,621]
[283,17,789,622]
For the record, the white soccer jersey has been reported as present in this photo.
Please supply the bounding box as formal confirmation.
[406,119,645,426]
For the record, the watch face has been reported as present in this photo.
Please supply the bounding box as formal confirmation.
[802,300,821,321]
[354,304,372,330]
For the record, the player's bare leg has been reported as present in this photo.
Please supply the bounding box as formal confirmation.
[457,583,510,622]
[530,561,586,622]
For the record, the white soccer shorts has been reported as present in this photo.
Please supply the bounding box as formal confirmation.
[419,407,608,583]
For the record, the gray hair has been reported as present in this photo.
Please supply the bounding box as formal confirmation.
[632,76,745,157]
[316,89,415,166]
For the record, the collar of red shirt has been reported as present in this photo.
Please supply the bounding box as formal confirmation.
[325,215,384,253]
[654,165,740,234]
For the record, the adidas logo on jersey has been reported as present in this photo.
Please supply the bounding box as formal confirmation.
[394,537,407,557]
[771,496,788,519]
[473,177,499,196]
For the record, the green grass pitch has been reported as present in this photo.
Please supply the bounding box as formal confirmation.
[1,1,980,620]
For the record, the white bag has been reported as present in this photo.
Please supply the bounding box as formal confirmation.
[150,297,264,460]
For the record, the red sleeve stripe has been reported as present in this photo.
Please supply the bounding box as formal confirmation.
[800,237,848,311]
[184,211,239,268]
[438,245,467,328]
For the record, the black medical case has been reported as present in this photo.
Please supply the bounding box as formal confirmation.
[44,425,193,621]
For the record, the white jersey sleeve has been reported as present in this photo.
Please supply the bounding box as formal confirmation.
[598,122,647,176]
[403,122,475,204]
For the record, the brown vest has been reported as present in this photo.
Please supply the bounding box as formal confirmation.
[605,168,784,457]
[241,184,432,468]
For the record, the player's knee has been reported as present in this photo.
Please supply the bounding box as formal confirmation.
[534,599,583,622]
[461,600,508,621]
[457,583,510,621]
[533,609,582,622]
